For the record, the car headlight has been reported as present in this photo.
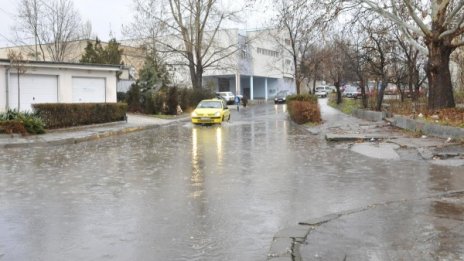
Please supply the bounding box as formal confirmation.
[214,111,221,117]
[191,111,197,117]
[283,97,286,100]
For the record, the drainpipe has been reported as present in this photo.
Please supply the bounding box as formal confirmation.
[5,67,10,110]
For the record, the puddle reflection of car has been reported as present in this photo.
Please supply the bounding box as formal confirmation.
[191,99,231,125]
[274,90,289,104]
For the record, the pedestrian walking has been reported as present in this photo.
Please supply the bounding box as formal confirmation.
[242,95,248,108]
[235,95,241,112]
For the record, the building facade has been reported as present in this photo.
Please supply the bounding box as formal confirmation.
[0,60,120,112]
[164,29,296,100]
[1,28,297,101]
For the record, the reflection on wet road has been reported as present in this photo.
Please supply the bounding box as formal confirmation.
[0,102,463,260]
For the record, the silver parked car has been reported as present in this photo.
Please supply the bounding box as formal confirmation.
[216,91,235,104]
[343,86,362,99]
[315,86,332,98]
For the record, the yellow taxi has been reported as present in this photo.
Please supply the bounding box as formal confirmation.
[191,99,231,124]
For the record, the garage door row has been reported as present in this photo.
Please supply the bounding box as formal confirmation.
[8,75,106,111]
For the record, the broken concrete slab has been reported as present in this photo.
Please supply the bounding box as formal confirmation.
[274,225,310,242]
[417,147,435,160]
[387,137,448,149]
[299,213,342,226]
[267,238,293,259]
[351,143,401,160]
[325,133,396,142]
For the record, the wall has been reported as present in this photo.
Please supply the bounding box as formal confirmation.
[0,67,5,112]
[0,63,118,112]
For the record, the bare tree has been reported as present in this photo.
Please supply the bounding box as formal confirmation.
[15,0,84,62]
[342,37,370,108]
[301,44,326,94]
[273,0,323,94]
[8,51,28,111]
[360,20,397,111]
[336,0,464,110]
[323,36,349,104]
[130,0,246,89]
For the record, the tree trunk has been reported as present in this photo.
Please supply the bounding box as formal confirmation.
[376,80,387,111]
[360,77,367,109]
[334,81,342,104]
[295,77,301,95]
[425,42,455,110]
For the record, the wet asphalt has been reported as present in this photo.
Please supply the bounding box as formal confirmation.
[0,100,463,260]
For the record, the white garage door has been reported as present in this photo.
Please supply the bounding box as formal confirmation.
[72,77,106,103]
[9,74,58,112]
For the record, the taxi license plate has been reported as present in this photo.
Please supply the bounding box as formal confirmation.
[201,117,211,121]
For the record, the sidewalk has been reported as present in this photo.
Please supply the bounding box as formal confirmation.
[267,99,464,260]
[0,113,189,148]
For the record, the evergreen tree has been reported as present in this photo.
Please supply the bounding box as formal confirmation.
[80,37,123,65]
[138,51,170,91]
[80,37,124,78]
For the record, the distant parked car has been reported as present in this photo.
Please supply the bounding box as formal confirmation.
[315,86,331,98]
[274,90,289,104]
[216,91,235,104]
[343,86,362,99]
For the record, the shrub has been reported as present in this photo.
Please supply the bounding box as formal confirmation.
[166,87,179,115]
[287,100,321,124]
[126,84,143,112]
[117,92,127,102]
[0,120,28,135]
[0,110,45,135]
[178,88,215,112]
[33,103,127,129]
[286,94,318,104]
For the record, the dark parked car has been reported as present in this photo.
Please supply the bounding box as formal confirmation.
[274,90,289,104]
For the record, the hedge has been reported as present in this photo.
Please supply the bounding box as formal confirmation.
[286,94,318,103]
[286,94,321,124]
[33,103,128,129]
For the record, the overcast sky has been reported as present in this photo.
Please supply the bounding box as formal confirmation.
[0,0,273,48]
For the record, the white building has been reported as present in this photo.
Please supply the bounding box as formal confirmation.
[130,28,296,100]
[0,59,121,112]
[202,29,295,100]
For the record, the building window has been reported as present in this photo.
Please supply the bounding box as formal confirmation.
[257,47,279,57]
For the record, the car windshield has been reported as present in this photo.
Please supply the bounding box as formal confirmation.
[345,87,358,92]
[276,91,287,97]
[197,101,222,109]
[316,87,325,91]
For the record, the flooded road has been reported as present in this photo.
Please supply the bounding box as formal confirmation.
[1,101,463,260]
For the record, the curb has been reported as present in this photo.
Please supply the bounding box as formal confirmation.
[0,116,190,149]
[349,109,464,140]
[352,109,386,122]
[0,124,163,149]
[389,116,464,139]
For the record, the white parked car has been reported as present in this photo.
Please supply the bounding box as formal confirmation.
[216,92,235,104]
[315,86,332,98]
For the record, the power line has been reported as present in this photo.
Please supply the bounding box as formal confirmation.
[0,7,15,16]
